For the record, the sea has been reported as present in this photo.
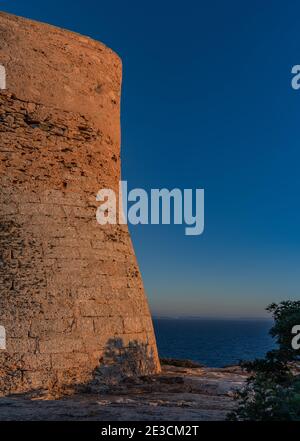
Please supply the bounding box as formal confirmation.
[153,318,275,367]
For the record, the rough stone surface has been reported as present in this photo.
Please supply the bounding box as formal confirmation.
[0,11,160,396]
[0,365,248,421]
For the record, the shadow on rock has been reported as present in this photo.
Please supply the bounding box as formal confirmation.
[84,337,157,393]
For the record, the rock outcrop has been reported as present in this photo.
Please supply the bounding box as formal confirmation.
[0,12,160,395]
[0,364,248,420]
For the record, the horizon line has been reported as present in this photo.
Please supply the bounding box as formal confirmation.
[152,315,273,320]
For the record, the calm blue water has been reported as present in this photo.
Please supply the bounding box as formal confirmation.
[153,318,275,367]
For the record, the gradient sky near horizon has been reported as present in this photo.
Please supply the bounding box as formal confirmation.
[2,1,300,317]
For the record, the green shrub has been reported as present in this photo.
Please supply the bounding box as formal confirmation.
[228,301,300,421]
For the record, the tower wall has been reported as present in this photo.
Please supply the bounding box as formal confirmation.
[0,12,160,395]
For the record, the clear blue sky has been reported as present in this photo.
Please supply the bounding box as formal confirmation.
[2,1,300,317]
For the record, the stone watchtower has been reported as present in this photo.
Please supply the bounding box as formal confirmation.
[0,12,160,395]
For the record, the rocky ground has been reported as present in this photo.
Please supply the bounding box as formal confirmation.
[0,363,247,421]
